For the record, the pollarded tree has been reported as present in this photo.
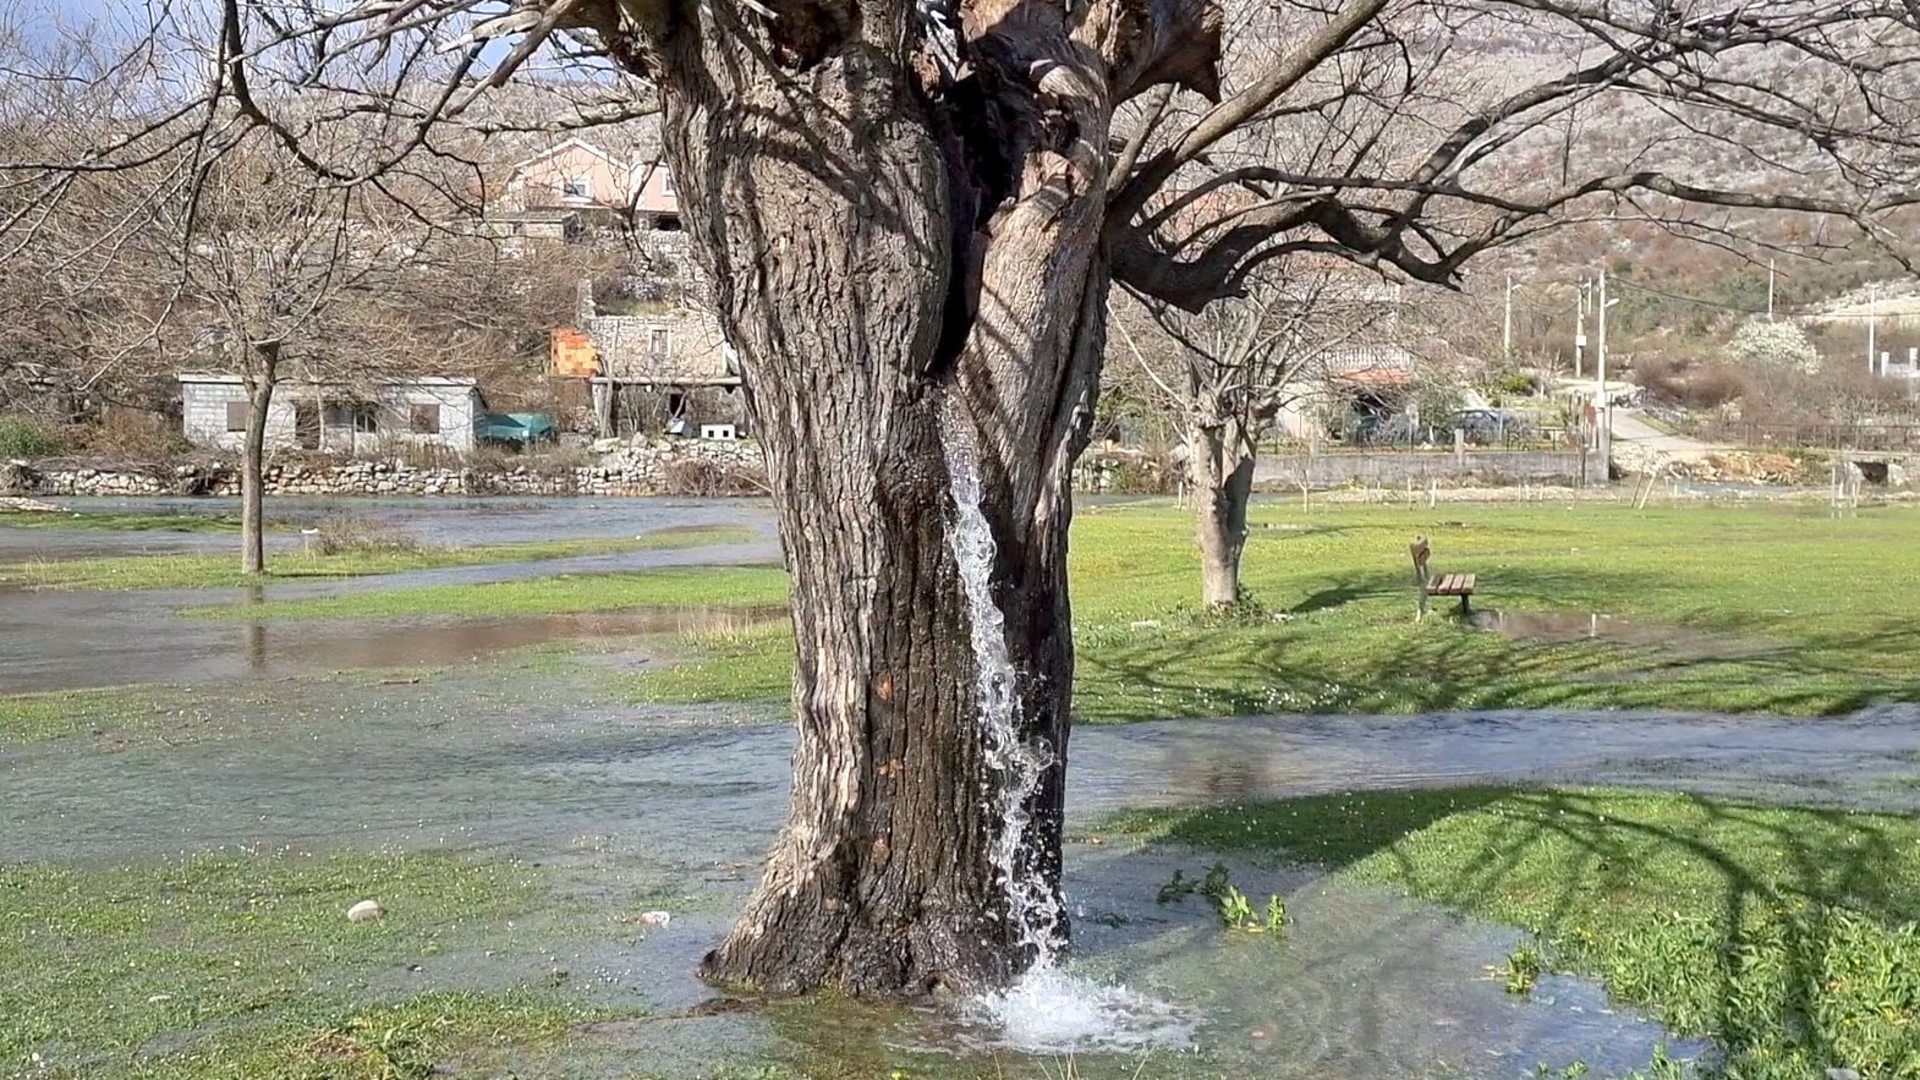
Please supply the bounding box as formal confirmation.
[9,0,1920,996]
[1115,260,1383,607]
[109,141,443,575]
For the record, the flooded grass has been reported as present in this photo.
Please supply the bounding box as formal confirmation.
[1108,787,1920,1079]
[199,564,791,621]
[0,509,245,533]
[0,684,219,746]
[0,850,590,1079]
[1,526,758,590]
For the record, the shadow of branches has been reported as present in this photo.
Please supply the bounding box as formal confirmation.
[1123,787,1920,1078]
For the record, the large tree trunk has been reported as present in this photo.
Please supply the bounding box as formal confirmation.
[643,5,1137,998]
[1189,421,1257,608]
[239,366,276,577]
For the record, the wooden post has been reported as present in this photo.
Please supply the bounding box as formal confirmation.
[1410,537,1431,621]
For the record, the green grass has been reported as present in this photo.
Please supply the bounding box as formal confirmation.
[1108,788,1920,1079]
[0,684,221,747]
[0,525,758,590]
[1,850,584,1079]
[164,501,1920,716]
[0,509,245,533]
[641,501,1920,717]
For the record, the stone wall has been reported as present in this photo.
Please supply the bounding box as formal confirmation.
[1254,448,1602,491]
[1,438,767,499]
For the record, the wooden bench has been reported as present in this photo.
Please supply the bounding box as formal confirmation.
[1410,537,1477,619]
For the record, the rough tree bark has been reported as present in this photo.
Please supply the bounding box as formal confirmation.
[625,0,1218,996]
[1190,418,1256,609]
[239,346,279,578]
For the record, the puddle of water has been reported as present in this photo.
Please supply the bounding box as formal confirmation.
[0,599,785,693]
[0,498,783,693]
[1472,608,1764,659]
[226,605,787,678]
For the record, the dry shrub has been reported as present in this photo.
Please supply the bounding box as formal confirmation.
[659,456,770,496]
[1633,354,1747,409]
[309,515,424,556]
[64,409,191,461]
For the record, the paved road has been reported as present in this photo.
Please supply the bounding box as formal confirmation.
[1610,409,1720,460]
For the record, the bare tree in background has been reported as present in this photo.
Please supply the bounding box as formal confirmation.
[1117,261,1377,607]
[6,0,1920,995]
[88,133,549,575]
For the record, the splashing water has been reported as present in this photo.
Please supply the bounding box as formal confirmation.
[939,404,1062,960]
[940,400,1191,1052]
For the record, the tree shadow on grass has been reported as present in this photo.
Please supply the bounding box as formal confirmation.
[1120,787,1920,1076]
[1080,562,1920,720]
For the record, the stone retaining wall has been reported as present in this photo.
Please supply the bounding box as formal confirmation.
[1,439,767,499]
[1254,448,1603,491]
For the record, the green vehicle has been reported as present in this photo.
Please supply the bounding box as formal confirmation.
[475,412,558,449]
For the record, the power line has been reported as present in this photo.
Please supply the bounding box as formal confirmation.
[1604,275,1908,321]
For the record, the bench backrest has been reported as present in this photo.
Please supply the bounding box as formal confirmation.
[1410,537,1431,586]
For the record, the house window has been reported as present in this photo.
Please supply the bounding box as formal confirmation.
[225,401,250,432]
[561,176,590,198]
[661,170,675,196]
[352,406,378,434]
[410,404,442,435]
[294,403,320,450]
[649,328,671,356]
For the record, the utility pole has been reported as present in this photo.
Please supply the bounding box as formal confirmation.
[1868,283,1879,374]
[1574,279,1590,380]
[1503,274,1512,359]
[1597,267,1617,476]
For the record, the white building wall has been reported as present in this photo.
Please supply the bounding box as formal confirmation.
[180,379,297,452]
[382,384,480,453]
[181,378,479,454]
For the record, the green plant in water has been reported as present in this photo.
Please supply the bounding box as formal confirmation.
[1502,942,1544,995]
[1199,861,1232,900]
[1217,885,1260,931]
[1264,892,1289,935]
[1156,869,1197,904]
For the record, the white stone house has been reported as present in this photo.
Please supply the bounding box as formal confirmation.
[178,374,485,454]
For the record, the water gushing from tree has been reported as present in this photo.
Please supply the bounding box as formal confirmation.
[941,398,1190,1051]
[939,400,1063,963]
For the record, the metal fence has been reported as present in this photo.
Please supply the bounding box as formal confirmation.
[1269,424,1578,454]
[1698,421,1920,452]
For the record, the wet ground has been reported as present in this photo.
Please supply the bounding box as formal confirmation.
[1473,608,1768,661]
[11,675,1920,1076]
[0,497,782,692]
[8,496,1918,1077]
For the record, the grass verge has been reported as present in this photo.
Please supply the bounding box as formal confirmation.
[1,849,584,1079]
[0,509,244,533]
[1108,787,1920,1079]
[0,525,758,590]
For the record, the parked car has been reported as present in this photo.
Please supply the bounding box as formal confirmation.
[1451,408,1535,445]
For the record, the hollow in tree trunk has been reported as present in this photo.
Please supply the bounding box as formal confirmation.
[1190,422,1257,609]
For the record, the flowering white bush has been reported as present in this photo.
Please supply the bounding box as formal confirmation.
[1726,320,1820,374]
